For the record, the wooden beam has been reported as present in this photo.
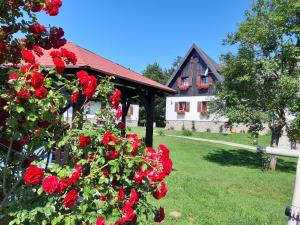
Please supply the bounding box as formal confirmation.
[121,93,131,136]
[140,90,155,147]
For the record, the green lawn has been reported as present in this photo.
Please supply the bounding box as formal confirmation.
[129,126,271,147]
[139,133,296,225]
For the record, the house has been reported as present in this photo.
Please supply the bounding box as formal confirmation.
[165,43,228,132]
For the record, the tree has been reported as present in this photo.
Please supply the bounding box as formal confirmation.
[211,0,300,170]
[140,62,171,127]
[0,1,173,224]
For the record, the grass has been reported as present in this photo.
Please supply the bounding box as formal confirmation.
[146,135,296,225]
[129,126,271,147]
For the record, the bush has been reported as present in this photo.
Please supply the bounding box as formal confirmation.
[158,129,165,136]
[206,128,211,133]
[182,129,193,136]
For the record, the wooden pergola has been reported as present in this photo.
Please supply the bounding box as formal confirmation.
[38,42,176,147]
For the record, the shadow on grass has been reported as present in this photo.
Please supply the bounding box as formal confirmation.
[204,148,296,173]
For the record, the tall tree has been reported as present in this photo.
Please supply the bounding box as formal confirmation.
[139,62,170,127]
[211,0,300,170]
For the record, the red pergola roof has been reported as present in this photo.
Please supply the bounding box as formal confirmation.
[37,42,176,94]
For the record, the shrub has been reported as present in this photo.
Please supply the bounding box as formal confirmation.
[158,129,165,136]
[0,2,173,224]
[182,129,193,136]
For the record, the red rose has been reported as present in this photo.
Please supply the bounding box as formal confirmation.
[119,205,136,225]
[17,89,31,100]
[115,107,122,119]
[21,49,35,64]
[69,164,82,184]
[19,134,30,146]
[44,0,62,16]
[110,89,121,109]
[35,86,47,99]
[71,91,79,103]
[99,195,107,201]
[118,187,126,202]
[56,178,71,194]
[52,57,65,74]
[8,73,18,80]
[81,75,97,99]
[79,136,91,148]
[28,23,46,34]
[154,207,165,223]
[127,134,140,156]
[33,45,43,57]
[31,72,44,89]
[117,121,125,129]
[153,182,168,200]
[124,188,139,208]
[102,169,110,177]
[62,189,78,208]
[106,150,119,160]
[42,176,59,194]
[96,216,105,225]
[102,131,117,146]
[76,70,89,85]
[133,167,147,184]
[61,48,77,65]
[23,166,44,185]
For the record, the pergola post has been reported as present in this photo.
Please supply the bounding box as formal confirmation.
[121,95,131,136]
[140,91,155,147]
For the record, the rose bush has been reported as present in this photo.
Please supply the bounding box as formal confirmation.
[0,1,173,224]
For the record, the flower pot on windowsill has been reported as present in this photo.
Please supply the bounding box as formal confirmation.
[197,83,210,90]
[200,111,209,116]
[178,85,189,91]
[177,110,186,114]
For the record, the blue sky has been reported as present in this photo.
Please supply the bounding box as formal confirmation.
[39,0,253,73]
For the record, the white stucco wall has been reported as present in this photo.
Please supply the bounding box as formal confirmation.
[165,96,227,122]
[63,102,139,125]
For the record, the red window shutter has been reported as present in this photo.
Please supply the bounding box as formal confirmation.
[175,102,179,112]
[188,76,193,87]
[208,75,213,84]
[177,77,182,88]
[186,102,190,112]
[196,75,201,85]
[129,106,133,115]
[197,102,201,112]
[202,102,208,113]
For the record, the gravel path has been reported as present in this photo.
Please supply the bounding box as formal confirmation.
[162,134,257,150]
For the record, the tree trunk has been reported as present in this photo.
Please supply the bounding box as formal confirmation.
[269,128,282,170]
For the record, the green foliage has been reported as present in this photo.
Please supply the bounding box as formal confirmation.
[140,58,181,127]
[181,129,193,136]
[149,134,294,224]
[158,129,165,136]
[211,0,300,147]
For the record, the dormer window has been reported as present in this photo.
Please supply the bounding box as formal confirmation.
[201,76,209,84]
[196,75,213,90]
[177,76,192,91]
[182,77,189,86]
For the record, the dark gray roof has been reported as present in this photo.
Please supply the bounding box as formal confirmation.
[166,43,224,86]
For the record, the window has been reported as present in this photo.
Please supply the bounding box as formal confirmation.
[198,101,208,114]
[179,102,187,111]
[182,77,189,86]
[201,76,209,84]
[175,102,190,113]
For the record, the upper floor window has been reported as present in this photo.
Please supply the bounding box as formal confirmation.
[201,76,209,84]
[182,77,189,86]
